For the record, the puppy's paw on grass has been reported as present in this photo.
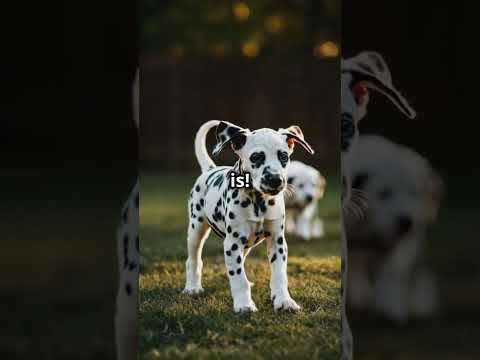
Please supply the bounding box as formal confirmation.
[182,287,204,295]
[234,302,258,313]
[273,296,302,312]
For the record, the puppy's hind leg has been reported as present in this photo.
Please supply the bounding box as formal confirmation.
[296,202,317,241]
[183,220,211,294]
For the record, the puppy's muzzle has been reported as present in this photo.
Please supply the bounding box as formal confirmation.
[261,173,285,195]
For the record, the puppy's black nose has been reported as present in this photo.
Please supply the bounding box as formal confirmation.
[266,176,282,189]
[396,215,412,236]
[305,194,313,203]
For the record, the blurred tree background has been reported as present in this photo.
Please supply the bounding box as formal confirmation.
[141,0,341,175]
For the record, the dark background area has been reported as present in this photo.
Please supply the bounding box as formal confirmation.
[343,1,478,176]
[0,1,138,359]
[344,1,480,358]
[141,0,341,175]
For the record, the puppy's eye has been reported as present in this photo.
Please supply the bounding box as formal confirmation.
[378,188,393,200]
[298,183,305,189]
[277,150,289,167]
[250,152,265,163]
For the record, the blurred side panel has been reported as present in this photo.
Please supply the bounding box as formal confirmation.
[343,1,480,359]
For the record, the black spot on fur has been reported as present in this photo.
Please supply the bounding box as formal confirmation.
[128,261,137,271]
[236,268,242,275]
[282,255,286,261]
[231,243,239,251]
[233,232,239,238]
[191,223,195,229]
[277,150,289,168]
[240,236,247,244]
[268,199,275,206]
[227,226,232,233]
[125,283,132,295]
[237,255,242,264]
[277,236,283,244]
[226,250,232,256]
[229,270,234,276]
[229,212,235,219]
[253,191,267,216]
[234,200,240,204]
[195,185,201,192]
[264,231,271,237]
[279,248,283,254]
[241,199,251,208]
[213,174,224,188]
[250,151,266,169]
[200,198,205,206]
[232,189,239,199]
[198,216,204,222]
[287,176,295,184]
[196,204,201,211]
[271,254,277,263]
[341,113,356,152]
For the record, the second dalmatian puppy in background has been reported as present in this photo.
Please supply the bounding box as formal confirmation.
[284,160,326,241]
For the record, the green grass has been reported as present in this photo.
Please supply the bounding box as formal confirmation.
[139,173,342,360]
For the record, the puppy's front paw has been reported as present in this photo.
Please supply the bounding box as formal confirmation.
[273,295,301,312]
[311,218,324,238]
[234,302,258,313]
[182,287,204,295]
[296,224,312,241]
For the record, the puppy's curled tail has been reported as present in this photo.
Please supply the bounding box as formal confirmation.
[195,120,219,172]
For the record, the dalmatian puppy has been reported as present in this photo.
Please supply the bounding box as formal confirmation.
[340,51,416,359]
[115,68,139,360]
[284,160,326,241]
[346,135,443,323]
[183,120,314,313]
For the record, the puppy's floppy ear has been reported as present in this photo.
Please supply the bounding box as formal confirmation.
[278,125,314,155]
[212,121,249,156]
[342,51,416,119]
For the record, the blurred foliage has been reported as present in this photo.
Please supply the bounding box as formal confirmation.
[142,0,340,58]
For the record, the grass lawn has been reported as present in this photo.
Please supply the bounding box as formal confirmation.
[139,173,342,360]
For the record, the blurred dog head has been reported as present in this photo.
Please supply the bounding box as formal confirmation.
[286,160,326,208]
[341,52,416,207]
[212,121,314,196]
[350,135,443,241]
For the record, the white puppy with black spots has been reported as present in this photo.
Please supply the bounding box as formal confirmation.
[346,135,443,322]
[340,51,416,359]
[284,161,326,241]
[183,120,314,313]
